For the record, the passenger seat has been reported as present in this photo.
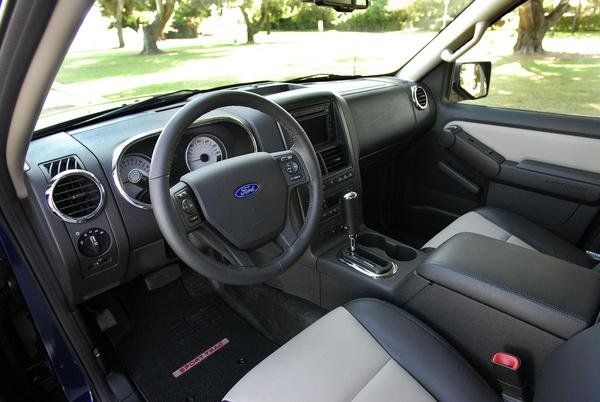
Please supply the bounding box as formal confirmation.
[422,207,594,268]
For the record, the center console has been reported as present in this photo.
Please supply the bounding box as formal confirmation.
[289,100,356,242]
[400,233,600,390]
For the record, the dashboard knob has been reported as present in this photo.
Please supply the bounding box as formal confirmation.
[78,228,111,257]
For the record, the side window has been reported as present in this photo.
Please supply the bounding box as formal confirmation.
[452,0,599,118]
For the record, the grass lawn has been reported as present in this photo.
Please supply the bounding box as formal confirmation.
[57,44,235,84]
[465,56,600,117]
[49,31,599,119]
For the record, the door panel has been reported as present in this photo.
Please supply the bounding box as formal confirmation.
[449,121,600,175]
[396,63,600,250]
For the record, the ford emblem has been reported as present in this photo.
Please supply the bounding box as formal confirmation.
[234,183,260,198]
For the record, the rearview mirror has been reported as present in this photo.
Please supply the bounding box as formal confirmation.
[313,0,369,12]
[453,62,491,100]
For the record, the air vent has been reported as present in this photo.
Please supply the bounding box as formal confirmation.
[319,145,348,175]
[40,156,84,180]
[411,85,428,110]
[46,170,105,223]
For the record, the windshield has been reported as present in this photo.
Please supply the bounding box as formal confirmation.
[38,0,472,129]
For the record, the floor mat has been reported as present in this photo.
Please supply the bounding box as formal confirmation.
[113,278,277,402]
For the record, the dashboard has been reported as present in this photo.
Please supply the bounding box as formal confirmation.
[24,77,434,305]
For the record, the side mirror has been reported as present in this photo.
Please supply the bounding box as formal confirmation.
[313,0,368,12]
[452,61,491,100]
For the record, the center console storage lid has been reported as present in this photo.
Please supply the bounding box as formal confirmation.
[417,233,600,339]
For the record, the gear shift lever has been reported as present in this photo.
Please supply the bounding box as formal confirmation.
[342,191,359,252]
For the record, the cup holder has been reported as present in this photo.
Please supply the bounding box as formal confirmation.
[357,233,417,261]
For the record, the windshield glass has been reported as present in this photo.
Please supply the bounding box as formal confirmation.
[38,0,472,129]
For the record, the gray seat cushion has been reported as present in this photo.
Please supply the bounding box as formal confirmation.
[422,207,593,268]
[224,298,499,402]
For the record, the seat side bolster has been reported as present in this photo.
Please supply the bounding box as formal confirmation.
[476,207,593,268]
[422,211,533,250]
[345,298,500,402]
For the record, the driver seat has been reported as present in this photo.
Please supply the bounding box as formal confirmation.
[224,298,499,402]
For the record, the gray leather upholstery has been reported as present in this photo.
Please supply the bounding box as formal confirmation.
[423,207,593,268]
[224,299,499,402]
[418,233,600,339]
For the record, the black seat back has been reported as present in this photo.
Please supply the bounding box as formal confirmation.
[535,323,600,401]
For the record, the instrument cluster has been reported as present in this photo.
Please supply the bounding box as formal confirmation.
[113,118,256,209]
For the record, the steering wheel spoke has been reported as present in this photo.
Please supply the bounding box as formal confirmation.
[271,150,310,190]
[276,218,299,251]
[189,225,254,267]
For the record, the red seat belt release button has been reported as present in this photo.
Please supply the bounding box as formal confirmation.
[492,352,521,370]
[491,352,526,402]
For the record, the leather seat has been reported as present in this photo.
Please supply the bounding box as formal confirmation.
[422,207,594,268]
[224,298,600,402]
[224,298,499,402]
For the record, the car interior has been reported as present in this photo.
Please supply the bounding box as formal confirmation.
[0,0,599,401]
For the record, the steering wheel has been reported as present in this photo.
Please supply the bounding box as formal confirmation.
[149,90,322,285]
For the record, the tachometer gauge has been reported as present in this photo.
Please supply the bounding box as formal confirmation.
[117,153,151,206]
[185,135,226,171]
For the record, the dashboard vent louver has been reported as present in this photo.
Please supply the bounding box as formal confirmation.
[411,85,428,110]
[319,145,348,176]
[317,154,327,177]
[47,170,105,223]
[40,156,84,180]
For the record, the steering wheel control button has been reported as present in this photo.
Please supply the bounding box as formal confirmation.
[173,187,202,229]
[181,198,196,214]
[278,153,307,187]
[285,161,299,174]
[176,190,189,199]
[78,228,111,257]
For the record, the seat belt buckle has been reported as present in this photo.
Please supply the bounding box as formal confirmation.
[491,352,527,402]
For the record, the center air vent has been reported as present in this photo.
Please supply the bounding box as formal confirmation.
[40,155,84,180]
[319,145,348,176]
[46,170,105,223]
[411,85,428,110]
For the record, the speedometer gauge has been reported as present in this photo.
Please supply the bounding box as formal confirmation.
[185,135,226,171]
[117,153,151,206]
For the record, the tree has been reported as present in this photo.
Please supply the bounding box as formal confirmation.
[166,0,212,38]
[406,0,472,30]
[98,0,136,47]
[513,0,571,54]
[139,0,178,55]
[238,0,268,44]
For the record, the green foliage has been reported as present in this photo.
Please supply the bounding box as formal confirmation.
[166,0,212,38]
[98,0,139,30]
[273,3,336,31]
[554,13,600,32]
[336,0,408,32]
[405,0,472,30]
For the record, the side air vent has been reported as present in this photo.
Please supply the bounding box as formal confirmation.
[40,156,84,180]
[46,170,105,223]
[319,145,348,175]
[411,85,428,110]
